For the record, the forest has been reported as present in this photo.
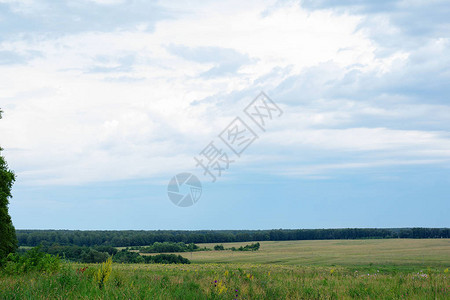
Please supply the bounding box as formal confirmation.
[16,228,449,247]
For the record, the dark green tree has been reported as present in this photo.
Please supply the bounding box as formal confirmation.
[0,109,17,263]
[214,244,224,251]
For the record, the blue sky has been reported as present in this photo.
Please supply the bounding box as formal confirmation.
[0,0,449,230]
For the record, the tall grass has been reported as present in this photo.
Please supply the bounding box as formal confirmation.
[1,262,448,299]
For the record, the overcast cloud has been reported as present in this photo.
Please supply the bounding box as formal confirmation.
[0,0,448,229]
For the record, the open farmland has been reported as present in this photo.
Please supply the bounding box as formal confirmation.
[142,239,450,269]
[1,239,449,299]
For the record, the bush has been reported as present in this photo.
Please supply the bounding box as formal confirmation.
[93,245,117,256]
[139,242,199,253]
[214,244,225,250]
[42,244,112,263]
[144,254,190,264]
[81,249,109,263]
[113,250,144,263]
[2,246,61,275]
[112,250,190,264]
[231,242,260,251]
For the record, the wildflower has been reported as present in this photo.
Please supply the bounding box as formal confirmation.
[212,280,227,294]
[96,257,112,289]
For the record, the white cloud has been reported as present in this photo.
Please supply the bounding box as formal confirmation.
[278,158,450,178]
[88,0,125,5]
[0,0,448,185]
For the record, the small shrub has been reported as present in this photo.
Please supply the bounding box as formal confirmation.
[214,244,225,251]
[144,254,190,264]
[2,246,61,275]
[81,249,109,263]
[232,243,261,251]
[113,249,144,263]
[139,242,198,253]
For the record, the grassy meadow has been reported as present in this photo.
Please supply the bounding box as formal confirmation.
[178,239,450,268]
[1,239,449,299]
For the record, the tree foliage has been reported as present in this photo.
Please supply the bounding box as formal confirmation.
[3,246,61,275]
[143,254,190,264]
[15,228,450,248]
[41,244,116,263]
[235,242,260,251]
[214,244,225,251]
[139,242,199,253]
[0,109,17,264]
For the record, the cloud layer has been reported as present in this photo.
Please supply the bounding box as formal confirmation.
[0,0,449,188]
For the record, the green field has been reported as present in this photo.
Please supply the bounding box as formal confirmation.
[174,239,450,268]
[1,239,449,299]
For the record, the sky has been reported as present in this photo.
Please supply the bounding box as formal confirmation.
[0,0,449,230]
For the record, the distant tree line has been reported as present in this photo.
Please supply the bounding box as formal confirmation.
[138,242,201,253]
[114,250,190,264]
[37,244,117,263]
[23,244,190,264]
[214,242,260,251]
[16,228,450,248]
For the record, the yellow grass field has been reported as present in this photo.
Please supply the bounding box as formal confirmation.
[142,239,450,268]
